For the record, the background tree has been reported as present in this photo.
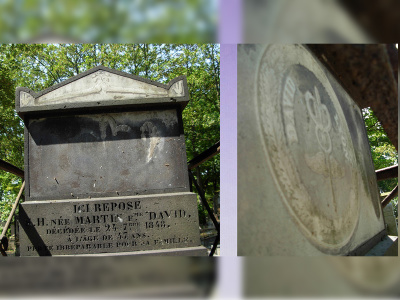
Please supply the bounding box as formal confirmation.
[363,107,398,218]
[0,1,217,43]
[0,64,24,236]
[0,44,220,233]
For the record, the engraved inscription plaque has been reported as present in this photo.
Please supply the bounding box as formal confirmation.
[257,45,360,254]
[19,193,200,256]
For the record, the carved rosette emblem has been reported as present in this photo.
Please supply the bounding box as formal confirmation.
[257,45,360,254]
[91,70,111,92]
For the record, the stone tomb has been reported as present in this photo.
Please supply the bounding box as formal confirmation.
[238,45,387,256]
[16,66,207,256]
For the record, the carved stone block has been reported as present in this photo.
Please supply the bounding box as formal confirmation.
[26,109,189,200]
[19,193,201,256]
[16,66,207,256]
[238,45,386,256]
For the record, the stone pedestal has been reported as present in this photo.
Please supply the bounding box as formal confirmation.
[16,66,207,256]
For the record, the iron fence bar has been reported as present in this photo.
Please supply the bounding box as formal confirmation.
[0,181,25,256]
[376,164,398,181]
[189,171,220,232]
[209,233,220,257]
[189,170,193,193]
[188,141,220,170]
[0,236,7,256]
[188,141,220,256]
[0,159,24,179]
[188,170,220,256]
[381,185,398,209]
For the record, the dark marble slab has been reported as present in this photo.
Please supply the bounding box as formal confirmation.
[26,109,189,200]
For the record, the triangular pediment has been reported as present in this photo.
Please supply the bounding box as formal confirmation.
[16,66,188,115]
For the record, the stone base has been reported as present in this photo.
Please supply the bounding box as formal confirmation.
[55,246,208,256]
[19,192,203,256]
[365,236,398,256]
[347,229,388,256]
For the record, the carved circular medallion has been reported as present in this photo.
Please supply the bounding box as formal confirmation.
[257,45,360,254]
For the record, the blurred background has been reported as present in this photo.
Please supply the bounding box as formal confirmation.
[245,257,400,297]
[0,0,218,43]
[0,257,217,297]
[0,0,399,43]
[243,0,400,42]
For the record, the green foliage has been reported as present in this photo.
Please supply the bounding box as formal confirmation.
[362,107,398,216]
[362,108,398,193]
[0,44,220,233]
[0,1,217,43]
[197,202,208,225]
[0,61,24,235]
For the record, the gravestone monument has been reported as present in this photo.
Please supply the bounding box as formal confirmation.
[16,66,207,256]
[238,44,387,255]
[383,202,398,236]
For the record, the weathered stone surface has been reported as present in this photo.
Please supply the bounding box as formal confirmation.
[238,44,386,255]
[26,109,189,200]
[17,66,206,256]
[16,66,189,115]
[19,193,202,256]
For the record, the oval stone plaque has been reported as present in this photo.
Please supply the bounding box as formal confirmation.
[256,44,360,254]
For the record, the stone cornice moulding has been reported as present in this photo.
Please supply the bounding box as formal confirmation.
[15,65,189,116]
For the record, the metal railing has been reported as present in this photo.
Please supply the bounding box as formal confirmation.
[188,141,220,257]
[0,158,25,256]
[0,182,24,256]
[377,164,398,209]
